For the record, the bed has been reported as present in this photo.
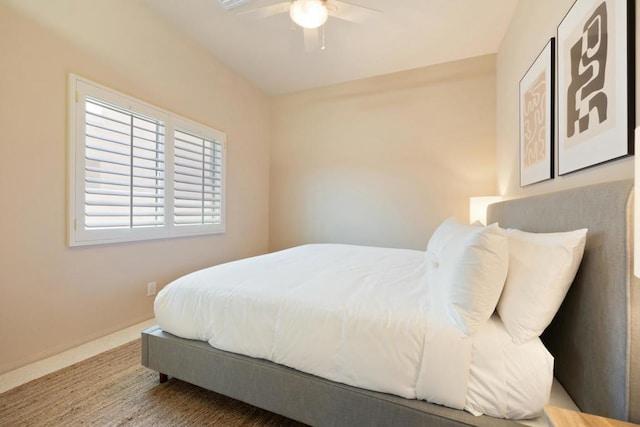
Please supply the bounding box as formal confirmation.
[141,179,640,426]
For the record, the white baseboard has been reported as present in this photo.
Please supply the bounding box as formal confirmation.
[0,318,156,394]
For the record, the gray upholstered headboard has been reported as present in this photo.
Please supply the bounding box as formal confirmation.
[487,180,639,423]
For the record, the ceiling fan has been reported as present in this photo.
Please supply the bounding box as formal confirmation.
[219,0,382,50]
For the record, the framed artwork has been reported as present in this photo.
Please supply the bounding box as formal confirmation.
[557,0,635,175]
[520,38,555,186]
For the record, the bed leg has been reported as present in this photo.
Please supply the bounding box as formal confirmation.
[159,373,168,383]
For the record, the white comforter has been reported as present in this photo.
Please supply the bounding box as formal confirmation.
[155,244,553,419]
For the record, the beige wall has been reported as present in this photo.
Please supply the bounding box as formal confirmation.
[270,55,498,251]
[0,1,271,374]
[497,0,639,197]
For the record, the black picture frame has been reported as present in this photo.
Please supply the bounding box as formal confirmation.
[557,0,635,175]
[520,38,555,186]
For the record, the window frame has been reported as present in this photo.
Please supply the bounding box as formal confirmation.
[68,74,226,246]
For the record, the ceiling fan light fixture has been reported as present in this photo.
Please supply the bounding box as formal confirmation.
[289,0,328,29]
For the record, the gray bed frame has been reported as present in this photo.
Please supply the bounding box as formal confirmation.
[142,179,639,425]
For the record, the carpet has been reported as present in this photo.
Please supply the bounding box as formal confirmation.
[0,340,306,426]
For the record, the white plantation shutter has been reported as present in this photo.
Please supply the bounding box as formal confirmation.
[84,97,165,229]
[173,129,223,227]
[69,75,226,246]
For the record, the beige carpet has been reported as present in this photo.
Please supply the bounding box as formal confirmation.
[0,340,306,426]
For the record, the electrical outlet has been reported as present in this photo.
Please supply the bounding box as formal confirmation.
[147,282,157,297]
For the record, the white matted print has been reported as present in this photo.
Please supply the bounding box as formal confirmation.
[520,39,555,187]
[557,0,634,175]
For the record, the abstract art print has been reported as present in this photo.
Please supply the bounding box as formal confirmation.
[520,39,555,186]
[557,0,634,175]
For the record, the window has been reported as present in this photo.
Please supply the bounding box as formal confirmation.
[173,128,223,227]
[68,75,226,246]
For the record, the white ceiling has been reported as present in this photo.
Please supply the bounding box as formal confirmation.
[142,0,518,95]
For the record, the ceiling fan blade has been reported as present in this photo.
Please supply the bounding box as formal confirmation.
[236,1,290,19]
[328,0,382,24]
[218,0,253,10]
[303,27,321,52]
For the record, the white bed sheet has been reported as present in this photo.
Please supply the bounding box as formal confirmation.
[155,244,553,420]
[519,379,580,427]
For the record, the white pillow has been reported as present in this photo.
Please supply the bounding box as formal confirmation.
[497,228,588,344]
[426,218,509,336]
